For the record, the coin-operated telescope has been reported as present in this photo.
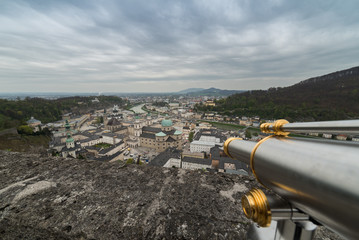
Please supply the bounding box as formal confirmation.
[224,119,359,240]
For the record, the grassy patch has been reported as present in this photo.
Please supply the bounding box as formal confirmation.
[95,143,112,149]
[200,121,246,131]
[288,133,317,139]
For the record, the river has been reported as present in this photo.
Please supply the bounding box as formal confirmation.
[130,104,146,114]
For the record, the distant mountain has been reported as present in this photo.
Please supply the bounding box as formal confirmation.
[177,87,246,96]
[196,66,359,121]
[176,88,205,94]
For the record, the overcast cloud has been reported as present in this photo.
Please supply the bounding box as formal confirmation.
[0,0,359,93]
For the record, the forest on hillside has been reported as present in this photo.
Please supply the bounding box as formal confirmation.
[0,96,125,131]
[195,67,359,121]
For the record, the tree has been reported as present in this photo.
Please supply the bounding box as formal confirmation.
[41,127,51,136]
[188,131,194,142]
[96,116,104,124]
[245,129,252,139]
[126,158,134,164]
[17,125,33,135]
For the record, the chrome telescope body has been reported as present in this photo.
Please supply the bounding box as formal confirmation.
[224,120,359,240]
[261,119,359,135]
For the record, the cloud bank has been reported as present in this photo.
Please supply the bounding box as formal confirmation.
[1,0,359,92]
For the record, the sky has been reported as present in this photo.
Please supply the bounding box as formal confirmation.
[0,0,359,93]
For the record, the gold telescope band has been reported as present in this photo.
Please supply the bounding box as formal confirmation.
[223,137,242,158]
[260,122,272,133]
[273,119,290,136]
[260,119,289,136]
[241,188,271,227]
[250,135,275,187]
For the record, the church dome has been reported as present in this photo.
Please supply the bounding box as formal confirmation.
[174,130,182,135]
[66,133,74,143]
[161,119,173,127]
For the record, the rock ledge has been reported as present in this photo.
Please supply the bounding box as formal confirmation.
[0,151,341,239]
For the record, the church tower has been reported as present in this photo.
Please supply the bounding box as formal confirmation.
[134,116,142,137]
[62,120,77,158]
[146,113,153,126]
[65,133,75,149]
[103,108,108,126]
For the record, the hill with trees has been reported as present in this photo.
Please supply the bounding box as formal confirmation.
[195,66,359,121]
[176,87,246,96]
[0,96,125,131]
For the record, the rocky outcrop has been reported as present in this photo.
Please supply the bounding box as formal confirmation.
[0,151,341,239]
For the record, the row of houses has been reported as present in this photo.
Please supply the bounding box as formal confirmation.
[149,146,250,175]
[309,132,359,141]
[49,121,126,161]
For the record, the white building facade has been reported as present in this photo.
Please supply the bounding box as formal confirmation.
[190,141,215,153]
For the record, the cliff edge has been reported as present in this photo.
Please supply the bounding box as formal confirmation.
[0,151,341,239]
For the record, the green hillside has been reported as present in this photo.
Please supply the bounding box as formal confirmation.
[0,96,125,131]
[195,66,359,121]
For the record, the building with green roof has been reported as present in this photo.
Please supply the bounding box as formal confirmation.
[161,119,173,127]
[139,117,182,152]
[155,132,167,137]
